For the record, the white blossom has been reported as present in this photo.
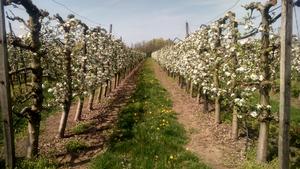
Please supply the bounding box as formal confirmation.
[250,111,258,118]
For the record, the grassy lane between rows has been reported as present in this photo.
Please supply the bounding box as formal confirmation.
[90,59,210,169]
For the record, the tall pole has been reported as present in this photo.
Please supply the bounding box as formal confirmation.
[0,0,15,168]
[185,22,189,37]
[109,24,113,34]
[279,0,293,168]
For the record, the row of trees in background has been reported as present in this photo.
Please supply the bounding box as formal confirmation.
[152,0,300,166]
[2,0,145,164]
[134,38,173,57]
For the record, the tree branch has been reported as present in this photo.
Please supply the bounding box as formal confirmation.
[243,2,264,13]
[53,13,65,24]
[239,12,281,40]
[6,10,29,29]
[9,67,33,75]
[270,13,281,23]
[9,36,34,50]
[14,107,31,119]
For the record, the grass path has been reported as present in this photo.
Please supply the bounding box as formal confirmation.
[151,59,246,169]
[90,59,209,169]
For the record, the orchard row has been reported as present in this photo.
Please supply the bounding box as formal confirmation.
[4,0,145,159]
[152,1,300,164]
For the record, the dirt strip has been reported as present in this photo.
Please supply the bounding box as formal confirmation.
[151,60,246,169]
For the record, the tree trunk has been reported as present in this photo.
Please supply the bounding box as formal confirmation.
[58,42,72,138]
[257,121,269,163]
[123,68,126,79]
[74,95,84,121]
[227,11,239,141]
[232,107,238,140]
[58,103,71,138]
[196,86,201,103]
[8,69,15,98]
[180,77,185,89]
[126,67,129,76]
[186,79,190,93]
[6,0,45,159]
[257,84,271,162]
[88,90,95,111]
[96,85,102,103]
[27,52,43,158]
[74,31,87,121]
[215,96,221,124]
[117,72,121,86]
[27,115,40,158]
[97,85,103,103]
[108,80,112,93]
[17,69,23,94]
[203,94,209,113]
[21,53,27,92]
[256,2,274,162]
[114,73,117,89]
[190,82,193,97]
[104,80,109,97]
[214,70,221,124]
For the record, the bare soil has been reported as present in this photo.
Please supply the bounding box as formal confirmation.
[151,61,246,169]
[15,64,141,169]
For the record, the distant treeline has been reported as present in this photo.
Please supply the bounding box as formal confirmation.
[134,38,174,57]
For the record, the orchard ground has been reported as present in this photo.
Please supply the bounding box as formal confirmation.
[1,58,299,168]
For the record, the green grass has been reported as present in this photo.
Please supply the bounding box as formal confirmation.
[90,59,210,169]
[240,147,279,169]
[72,122,94,135]
[271,79,300,123]
[13,157,58,169]
[269,93,300,125]
[65,139,88,154]
[291,80,300,98]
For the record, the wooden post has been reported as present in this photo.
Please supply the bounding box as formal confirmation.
[109,24,113,34]
[185,22,189,37]
[0,0,15,168]
[279,0,293,168]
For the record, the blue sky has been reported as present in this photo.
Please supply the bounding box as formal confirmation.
[5,0,300,45]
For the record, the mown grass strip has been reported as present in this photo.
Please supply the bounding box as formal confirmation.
[90,59,210,169]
